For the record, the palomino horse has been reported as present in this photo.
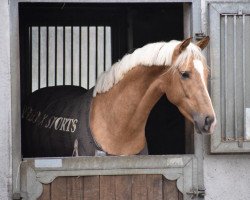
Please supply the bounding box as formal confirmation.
[22,37,216,157]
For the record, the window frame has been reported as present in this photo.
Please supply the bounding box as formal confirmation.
[10,0,204,199]
[209,2,250,153]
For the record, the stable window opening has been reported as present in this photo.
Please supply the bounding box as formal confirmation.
[19,3,193,157]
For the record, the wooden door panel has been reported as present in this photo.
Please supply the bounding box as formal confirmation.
[38,183,51,200]
[83,176,100,200]
[66,177,83,200]
[38,175,182,200]
[131,175,147,200]
[51,177,67,200]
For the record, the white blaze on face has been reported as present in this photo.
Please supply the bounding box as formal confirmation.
[193,60,206,86]
[193,59,217,133]
[193,59,209,96]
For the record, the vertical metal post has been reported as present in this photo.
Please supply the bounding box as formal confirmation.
[87,26,90,89]
[63,26,65,85]
[243,14,246,141]
[224,15,228,139]
[233,15,238,140]
[95,26,98,81]
[29,27,32,93]
[104,26,106,72]
[55,26,57,86]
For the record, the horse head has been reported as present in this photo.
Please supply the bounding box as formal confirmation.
[162,37,216,134]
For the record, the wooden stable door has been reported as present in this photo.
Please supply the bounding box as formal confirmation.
[38,175,183,200]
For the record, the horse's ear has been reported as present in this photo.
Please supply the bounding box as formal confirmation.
[196,36,210,50]
[178,37,192,53]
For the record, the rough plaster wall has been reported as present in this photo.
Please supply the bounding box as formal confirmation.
[1,1,249,200]
[0,0,12,199]
[204,155,250,200]
[201,1,250,200]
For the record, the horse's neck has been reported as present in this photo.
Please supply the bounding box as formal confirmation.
[90,66,166,155]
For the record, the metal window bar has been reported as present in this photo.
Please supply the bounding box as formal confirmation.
[242,14,247,141]
[50,26,56,87]
[63,26,65,85]
[30,26,112,92]
[29,27,32,93]
[95,26,98,80]
[224,15,228,141]
[104,26,106,71]
[79,26,82,86]
[55,26,57,86]
[57,27,64,86]
[220,14,250,143]
[220,15,225,142]
[87,26,90,89]
[40,27,47,89]
[243,14,250,141]
[233,15,237,142]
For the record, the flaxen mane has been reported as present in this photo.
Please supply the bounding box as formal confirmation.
[93,40,205,97]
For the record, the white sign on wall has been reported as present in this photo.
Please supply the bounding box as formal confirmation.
[35,159,62,168]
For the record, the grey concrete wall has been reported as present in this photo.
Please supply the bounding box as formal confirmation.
[204,155,250,200]
[0,0,12,199]
[1,1,250,200]
[201,1,250,200]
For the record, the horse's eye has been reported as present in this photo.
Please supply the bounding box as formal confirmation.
[180,71,190,79]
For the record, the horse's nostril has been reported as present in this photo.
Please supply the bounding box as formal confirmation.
[204,116,214,132]
[205,116,214,126]
[205,116,210,126]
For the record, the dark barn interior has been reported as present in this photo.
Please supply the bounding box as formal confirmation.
[19,3,187,156]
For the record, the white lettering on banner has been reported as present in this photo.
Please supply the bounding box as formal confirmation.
[48,116,58,129]
[71,119,78,133]
[60,118,71,132]
[55,117,63,130]
[22,106,78,133]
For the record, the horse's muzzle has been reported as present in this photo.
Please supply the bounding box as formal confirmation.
[194,114,216,134]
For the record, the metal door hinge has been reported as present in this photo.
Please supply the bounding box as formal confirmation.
[195,33,207,41]
[187,188,206,199]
